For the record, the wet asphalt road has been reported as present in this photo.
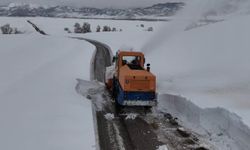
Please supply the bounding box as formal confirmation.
[84,39,112,82]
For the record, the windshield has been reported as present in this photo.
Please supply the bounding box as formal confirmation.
[122,56,141,65]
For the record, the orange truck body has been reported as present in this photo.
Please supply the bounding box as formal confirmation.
[106,50,157,106]
[118,64,156,92]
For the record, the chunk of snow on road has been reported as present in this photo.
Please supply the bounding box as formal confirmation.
[75,79,106,111]
[75,79,102,97]
[104,113,114,120]
[105,65,115,82]
[113,124,126,150]
[125,113,138,120]
[157,145,168,150]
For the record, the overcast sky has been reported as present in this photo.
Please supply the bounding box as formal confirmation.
[0,0,185,8]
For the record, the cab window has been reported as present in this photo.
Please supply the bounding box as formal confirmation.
[122,56,143,70]
[122,56,141,66]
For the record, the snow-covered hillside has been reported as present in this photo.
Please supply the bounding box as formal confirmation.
[0,31,96,149]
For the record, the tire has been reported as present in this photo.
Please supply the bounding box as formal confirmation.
[112,77,116,99]
[144,106,152,114]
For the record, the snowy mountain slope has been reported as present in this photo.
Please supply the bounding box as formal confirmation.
[0,32,96,149]
[0,2,184,19]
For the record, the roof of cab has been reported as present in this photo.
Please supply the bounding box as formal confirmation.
[118,50,144,56]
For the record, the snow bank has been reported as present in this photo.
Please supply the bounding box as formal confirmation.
[0,33,96,150]
[105,65,115,83]
[157,145,168,150]
[104,113,115,121]
[75,79,106,111]
[158,94,250,150]
[146,14,250,126]
[124,113,138,120]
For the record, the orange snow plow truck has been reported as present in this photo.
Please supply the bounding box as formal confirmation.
[105,50,157,107]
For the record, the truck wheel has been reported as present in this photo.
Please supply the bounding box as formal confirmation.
[115,101,120,114]
[112,77,116,99]
[144,106,152,114]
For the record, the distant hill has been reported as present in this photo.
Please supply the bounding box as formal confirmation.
[0,2,184,19]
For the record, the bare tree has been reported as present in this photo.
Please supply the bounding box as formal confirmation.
[147,27,153,32]
[103,25,111,32]
[112,27,117,32]
[64,27,69,31]
[74,22,82,33]
[1,24,13,34]
[96,25,101,32]
[64,27,72,33]
[1,24,22,34]
[82,22,91,33]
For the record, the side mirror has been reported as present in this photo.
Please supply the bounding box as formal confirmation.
[146,63,150,72]
[112,56,116,63]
